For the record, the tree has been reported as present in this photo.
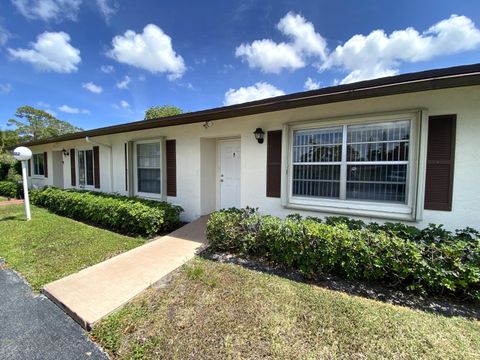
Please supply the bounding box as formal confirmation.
[7,105,83,142]
[144,105,183,120]
[0,129,20,151]
[0,130,20,181]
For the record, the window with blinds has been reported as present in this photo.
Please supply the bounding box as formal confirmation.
[32,153,45,176]
[291,119,411,205]
[136,142,161,195]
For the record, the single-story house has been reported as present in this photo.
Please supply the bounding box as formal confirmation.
[20,64,480,230]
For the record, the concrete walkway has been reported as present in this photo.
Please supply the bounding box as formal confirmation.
[43,216,208,330]
[0,199,24,207]
[0,261,107,360]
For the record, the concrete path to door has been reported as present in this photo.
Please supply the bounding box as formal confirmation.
[43,216,208,330]
[0,199,24,207]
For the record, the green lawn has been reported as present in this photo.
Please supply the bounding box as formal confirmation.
[0,204,145,290]
[93,258,480,359]
[0,196,7,201]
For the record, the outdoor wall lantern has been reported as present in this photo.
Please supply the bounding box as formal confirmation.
[62,149,69,156]
[253,127,265,144]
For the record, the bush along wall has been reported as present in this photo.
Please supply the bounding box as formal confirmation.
[207,208,480,302]
[30,187,183,237]
[0,180,22,199]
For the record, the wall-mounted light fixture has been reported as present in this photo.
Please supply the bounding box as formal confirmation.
[203,121,213,129]
[253,128,265,144]
[62,149,69,156]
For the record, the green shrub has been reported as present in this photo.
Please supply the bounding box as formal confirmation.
[30,187,183,237]
[0,180,21,199]
[207,208,480,301]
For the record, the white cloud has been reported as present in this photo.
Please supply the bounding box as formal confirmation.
[82,81,103,94]
[322,14,480,84]
[58,104,89,114]
[100,64,114,73]
[277,11,328,60]
[219,64,234,74]
[8,31,81,73]
[112,100,131,111]
[235,12,327,73]
[116,75,130,89]
[224,82,285,105]
[11,0,82,22]
[0,25,10,46]
[0,83,12,94]
[304,77,320,90]
[96,0,117,22]
[36,101,56,115]
[108,24,186,80]
[236,40,304,74]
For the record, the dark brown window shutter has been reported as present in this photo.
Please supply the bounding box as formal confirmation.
[166,140,177,197]
[43,152,48,178]
[124,143,128,192]
[424,115,456,211]
[266,130,282,198]
[70,148,76,186]
[28,159,31,177]
[93,146,100,189]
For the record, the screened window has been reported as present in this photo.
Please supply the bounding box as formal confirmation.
[292,126,342,198]
[346,121,409,203]
[136,142,161,195]
[32,154,44,176]
[292,120,411,204]
[78,149,94,186]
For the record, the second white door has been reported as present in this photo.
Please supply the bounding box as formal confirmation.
[219,140,241,209]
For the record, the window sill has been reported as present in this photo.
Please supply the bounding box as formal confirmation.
[77,185,96,190]
[136,192,164,201]
[285,197,415,221]
[31,176,46,179]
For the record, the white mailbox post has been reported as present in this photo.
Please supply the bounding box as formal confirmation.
[13,146,32,221]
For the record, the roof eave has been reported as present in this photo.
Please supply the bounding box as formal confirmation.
[15,63,480,148]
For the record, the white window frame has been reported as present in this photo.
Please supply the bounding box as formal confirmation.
[282,110,423,221]
[32,153,45,177]
[133,138,166,201]
[76,147,95,189]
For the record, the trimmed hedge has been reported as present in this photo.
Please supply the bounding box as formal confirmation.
[0,180,22,199]
[30,188,183,237]
[207,208,480,301]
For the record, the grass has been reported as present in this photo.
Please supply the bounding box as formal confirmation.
[93,258,480,359]
[0,196,7,201]
[0,204,144,290]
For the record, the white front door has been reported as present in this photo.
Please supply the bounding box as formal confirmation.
[219,140,241,209]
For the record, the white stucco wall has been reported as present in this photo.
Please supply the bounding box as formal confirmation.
[27,85,480,230]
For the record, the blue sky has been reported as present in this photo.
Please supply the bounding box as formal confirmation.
[0,0,479,130]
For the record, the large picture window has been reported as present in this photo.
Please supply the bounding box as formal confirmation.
[32,153,45,176]
[136,142,161,195]
[288,113,418,218]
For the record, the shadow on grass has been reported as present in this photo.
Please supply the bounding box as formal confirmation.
[200,250,480,320]
[0,215,25,222]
